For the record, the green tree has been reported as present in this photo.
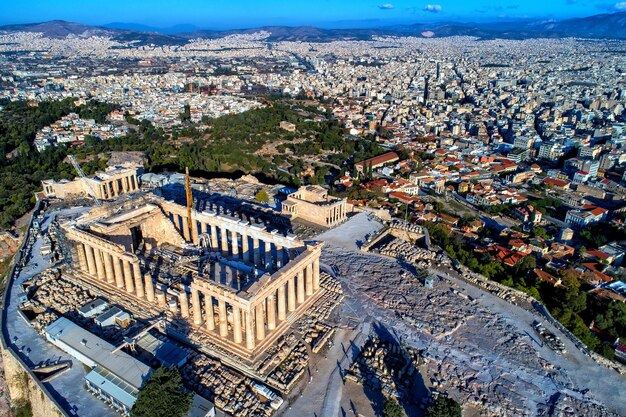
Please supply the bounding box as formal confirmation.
[179,104,191,123]
[382,397,404,417]
[425,396,462,417]
[515,255,537,274]
[255,189,270,203]
[532,226,550,240]
[130,367,192,417]
[599,343,615,360]
[14,399,33,417]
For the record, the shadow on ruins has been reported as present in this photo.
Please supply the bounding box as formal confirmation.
[346,321,428,417]
[160,182,295,236]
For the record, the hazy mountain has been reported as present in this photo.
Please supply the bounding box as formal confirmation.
[384,13,626,40]
[0,20,117,38]
[178,25,389,42]
[1,12,625,44]
[523,12,626,39]
[103,22,201,35]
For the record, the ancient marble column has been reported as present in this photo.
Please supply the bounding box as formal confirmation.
[204,294,215,331]
[210,224,218,250]
[245,311,255,350]
[264,241,272,269]
[133,262,144,298]
[218,299,228,337]
[232,306,242,343]
[191,289,202,325]
[103,251,115,285]
[305,263,313,296]
[76,243,88,272]
[179,291,189,318]
[267,295,276,331]
[255,303,265,340]
[191,218,199,244]
[253,238,261,266]
[230,230,239,258]
[122,259,135,294]
[287,276,296,312]
[297,269,305,304]
[220,227,229,256]
[182,217,191,241]
[242,234,249,262]
[313,258,321,291]
[113,255,125,289]
[112,179,120,196]
[93,248,106,281]
[277,284,287,321]
[144,273,155,302]
[275,244,283,268]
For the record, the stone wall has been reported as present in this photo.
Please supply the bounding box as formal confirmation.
[1,347,67,417]
[0,198,68,417]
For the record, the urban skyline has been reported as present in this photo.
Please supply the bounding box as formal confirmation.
[0,2,625,417]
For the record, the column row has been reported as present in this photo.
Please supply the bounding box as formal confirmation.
[327,203,346,226]
[185,258,320,351]
[174,216,290,269]
[187,290,257,350]
[76,242,153,300]
[98,174,139,199]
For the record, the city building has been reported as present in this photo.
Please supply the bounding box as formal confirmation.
[355,152,400,174]
[45,317,152,415]
[565,206,608,229]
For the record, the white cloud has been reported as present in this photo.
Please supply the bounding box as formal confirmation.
[378,3,394,9]
[616,2,626,10]
[423,4,443,13]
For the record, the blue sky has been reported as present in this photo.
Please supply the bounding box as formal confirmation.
[0,0,624,29]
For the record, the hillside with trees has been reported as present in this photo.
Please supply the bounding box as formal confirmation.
[0,98,117,228]
[0,99,382,229]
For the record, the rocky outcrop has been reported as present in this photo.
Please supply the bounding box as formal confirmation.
[1,347,66,417]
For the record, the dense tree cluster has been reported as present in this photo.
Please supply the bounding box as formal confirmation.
[541,269,626,357]
[425,222,507,281]
[0,99,383,229]
[382,397,405,417]
[427,219,625,358]
[425,396,462,417]
[579,222,626,248]
[130,367,192,417]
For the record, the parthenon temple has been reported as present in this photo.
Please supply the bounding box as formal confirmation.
[61,194,324,362]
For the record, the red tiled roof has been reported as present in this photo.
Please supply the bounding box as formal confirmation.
[543,178,570,188]
[356,152,399,167]
[590,207,608,216]
[581,263,613,283]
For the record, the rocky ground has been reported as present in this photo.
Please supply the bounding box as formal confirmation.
[314,213,625,417]
[323,245,623,417]
[0,354,11,417]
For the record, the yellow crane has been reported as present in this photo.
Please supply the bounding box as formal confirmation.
[185,167,193,239]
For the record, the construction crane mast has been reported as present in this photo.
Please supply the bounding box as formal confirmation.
[67,155,102,207]
[185,167,193,237]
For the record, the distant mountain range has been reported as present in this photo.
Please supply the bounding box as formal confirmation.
[1,12,625,44]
